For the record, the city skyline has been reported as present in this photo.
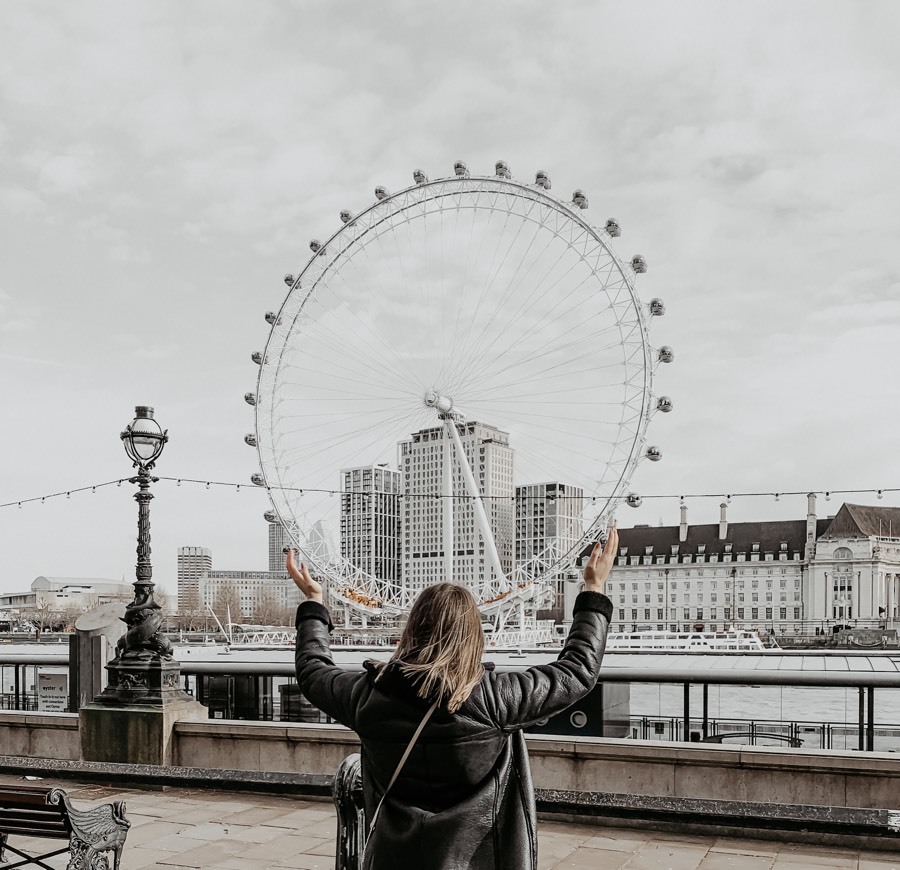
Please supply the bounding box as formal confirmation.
[2,2,900,592]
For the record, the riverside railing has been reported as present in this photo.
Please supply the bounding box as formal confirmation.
[2,650,898,753]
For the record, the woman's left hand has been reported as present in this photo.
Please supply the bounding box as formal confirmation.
[286,549,324,603]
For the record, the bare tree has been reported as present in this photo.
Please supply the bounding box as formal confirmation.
[252,590,282,627]
[177,588,206,631]
[211,582,242,630]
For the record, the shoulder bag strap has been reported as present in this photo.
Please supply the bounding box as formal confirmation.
[366,699,439,841]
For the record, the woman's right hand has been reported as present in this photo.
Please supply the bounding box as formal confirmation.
[583,524,618,593]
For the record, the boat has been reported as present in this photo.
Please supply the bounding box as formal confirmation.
[606,628,776,652]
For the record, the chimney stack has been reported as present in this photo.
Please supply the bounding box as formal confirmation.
[719,502,728,541]
[679,503,688,543]
[806,492,817,558]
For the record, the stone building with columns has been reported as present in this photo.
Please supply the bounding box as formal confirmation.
[583,495,900,636]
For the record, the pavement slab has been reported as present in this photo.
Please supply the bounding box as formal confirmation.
[2,773,900,869]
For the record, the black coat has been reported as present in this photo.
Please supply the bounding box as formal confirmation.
[295,590,612,870]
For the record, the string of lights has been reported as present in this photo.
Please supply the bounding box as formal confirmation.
[2,476,897,511]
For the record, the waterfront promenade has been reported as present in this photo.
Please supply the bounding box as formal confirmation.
[2,774,896,870]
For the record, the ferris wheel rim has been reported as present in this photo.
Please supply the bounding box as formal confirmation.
[253,171,658,605]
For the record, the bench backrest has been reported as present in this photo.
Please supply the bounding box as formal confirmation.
[0,786,72,840]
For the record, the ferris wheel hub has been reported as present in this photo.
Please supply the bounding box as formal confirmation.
[424,390,454,415]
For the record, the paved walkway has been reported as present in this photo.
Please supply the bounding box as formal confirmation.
[2,775,898,870]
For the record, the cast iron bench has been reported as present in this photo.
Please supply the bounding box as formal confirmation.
[0,785,129,870]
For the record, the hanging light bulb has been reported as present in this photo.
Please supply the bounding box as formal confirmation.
[825,491,831,501]
[41,497,45,504]
[177,479,182,486]
[92,486,96,494]
[66,492,70,499]
[206,482,211,490]
[877,490,884,500]
[236,485,241,492]
[774,493,780,502]
[726,494,732,504]
[18,502,21,509]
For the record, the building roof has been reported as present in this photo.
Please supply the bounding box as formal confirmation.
[820,503,900,539]
[578,516,831,562]
[31,576,130,593]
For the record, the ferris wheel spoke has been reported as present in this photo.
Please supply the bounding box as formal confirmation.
[448,213,554,384]
[442,205,543,388]
[295,292,415,391]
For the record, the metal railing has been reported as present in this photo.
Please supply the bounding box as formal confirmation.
[2,650,898,752]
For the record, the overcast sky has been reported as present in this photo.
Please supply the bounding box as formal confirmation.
[1,1,899,596]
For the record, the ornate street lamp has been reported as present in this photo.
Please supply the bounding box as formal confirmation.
[96,406,190,705]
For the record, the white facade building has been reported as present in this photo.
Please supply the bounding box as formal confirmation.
[177,546,212,611]
[516,482,584,622]
[587,497,900,636]
[400,421,514,594]
[0,577,132,616]
[267,522,291,573]
[199,570,301,621]
[340,464,401,582]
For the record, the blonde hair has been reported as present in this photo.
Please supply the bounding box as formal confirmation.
[386,583,484,713]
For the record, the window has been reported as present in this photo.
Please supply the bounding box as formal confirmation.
[644,609,651,620]
[737,608,744,619]
[683,608,690,619]
[751,608,759,619]
[765,608,772,619]
[631,609,638,620]
[618,609,625,620]
[696,609,703,620]
[794,607,801,619]
[779,607,786,619]
[657,609,664,619]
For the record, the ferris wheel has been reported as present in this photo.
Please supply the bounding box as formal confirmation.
[245,161,672,622]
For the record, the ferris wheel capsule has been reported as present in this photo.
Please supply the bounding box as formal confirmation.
[454,161,469,178]
[626,492,643,508]
[646,445,662,462]
[251,351,263,365]
[263,509,277,522]
[244,392,257,406]
[309,239,324,254]
[658,346,675,364]
[374,186,390,200]
[283,273,295,287]
[649,298,666,316]
[631,255,648,273]
[250,473,265,486]
[605,218,621,237]
[657,396,673,413]
[339,210,354,224]
[535,170,551,190]
[413,169,428,184]
[244,433,258,447]
[572,190,589,209]
[495,160,511,179]
[264,311,281,326]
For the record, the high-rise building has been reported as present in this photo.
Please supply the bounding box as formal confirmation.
[177,546,212,611]
[516,482,585,622]
[340,464,401,581]
[401,421,514,594]
[268,522,291,573]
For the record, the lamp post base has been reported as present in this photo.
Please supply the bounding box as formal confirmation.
[94,657,192,706]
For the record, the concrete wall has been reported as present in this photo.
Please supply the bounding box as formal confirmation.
[0,711,80,760]
[5,710,900,813]
[172,720,900,811]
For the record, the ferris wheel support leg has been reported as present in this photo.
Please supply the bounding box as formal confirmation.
[442,417,507,588]
[443,428,454,584]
